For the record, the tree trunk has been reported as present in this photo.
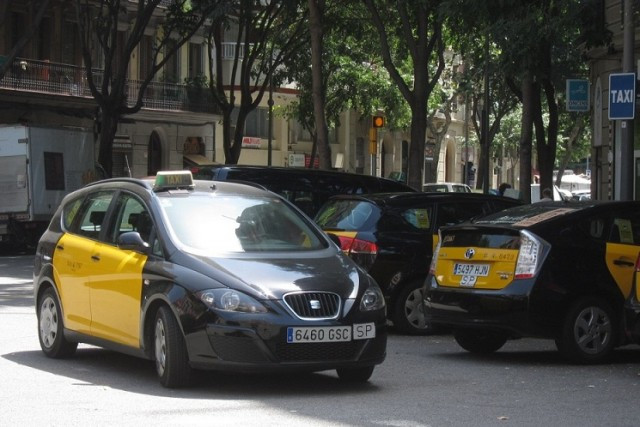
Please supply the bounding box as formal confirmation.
[308,0,331,169]
[408,105,428,190]
[519,73,534,203]
[98,110,118,178]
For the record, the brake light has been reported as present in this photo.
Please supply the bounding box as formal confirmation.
[336,235,377,271]
[429,232,442,275]
[514,231,542,279]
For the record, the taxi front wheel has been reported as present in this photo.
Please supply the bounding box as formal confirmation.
[555,297,616,364]
[154,306,192,388]
[38,287,77,358]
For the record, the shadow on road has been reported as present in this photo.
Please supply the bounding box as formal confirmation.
[2,346,382,398]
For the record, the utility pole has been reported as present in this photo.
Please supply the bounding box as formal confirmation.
[481,35,490,193]
[620,0,635,200]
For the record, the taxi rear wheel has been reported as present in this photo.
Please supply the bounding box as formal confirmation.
[38,287,77,358]
[453,329,508,353]
[556,297,616,364]
[154,306,192,388]
[393,281,436,335]
[336,366,375,382]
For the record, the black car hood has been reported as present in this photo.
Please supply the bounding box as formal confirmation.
[186,249,364,300]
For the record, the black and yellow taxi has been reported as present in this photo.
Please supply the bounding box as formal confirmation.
[34,171,387,387]
[314,192,522,335]
[424,200,640,363]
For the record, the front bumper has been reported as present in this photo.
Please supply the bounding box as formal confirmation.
[184,309,387,373]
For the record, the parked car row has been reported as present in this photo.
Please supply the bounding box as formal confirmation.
[34,165,636,390]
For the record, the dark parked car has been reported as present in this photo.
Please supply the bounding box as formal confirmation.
[189,165,416,217]
[425,201,640,363]
[34,171,387,387]
[314,192,522,334]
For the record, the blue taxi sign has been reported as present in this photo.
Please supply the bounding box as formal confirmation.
[609,72,636,120]
[154,170,195,191]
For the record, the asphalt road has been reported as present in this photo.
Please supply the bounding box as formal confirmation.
[2,254,640,426]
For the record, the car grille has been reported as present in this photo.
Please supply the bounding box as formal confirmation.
[275,341,363,362]
[283,292,341,320]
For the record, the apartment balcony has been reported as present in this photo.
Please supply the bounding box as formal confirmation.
[0,57,217,114]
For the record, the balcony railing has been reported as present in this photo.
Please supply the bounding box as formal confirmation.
[0,57,216,114]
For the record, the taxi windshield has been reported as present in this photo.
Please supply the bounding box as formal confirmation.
[158,193,327,253]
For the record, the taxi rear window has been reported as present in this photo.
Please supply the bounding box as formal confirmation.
[315,200,380,231]
[440,229,520,249]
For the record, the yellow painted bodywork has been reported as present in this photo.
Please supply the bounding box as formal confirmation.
[89,242,147,347]
[435,247,519,290]
[53,234,147,348]
[53,234,95,333]
[605,242,638,298]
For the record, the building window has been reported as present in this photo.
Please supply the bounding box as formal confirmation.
[188,42,204,78]
[139,34,154,80]
[233,108,269,139]
[11,12,26,48]
[44,152,65,190]
[61,21,79,65]
[37,17,52,60]
[163,39,179,83]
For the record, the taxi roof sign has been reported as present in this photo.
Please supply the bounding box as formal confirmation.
[154,170,195,191]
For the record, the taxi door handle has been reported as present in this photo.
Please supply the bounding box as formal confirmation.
[613,258,634,267]
[91,254,101,262]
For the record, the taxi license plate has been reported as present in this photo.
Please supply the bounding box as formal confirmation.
[454,263,489,276]
[287,323,375,343]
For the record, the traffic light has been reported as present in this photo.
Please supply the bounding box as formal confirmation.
[372,115,385,128]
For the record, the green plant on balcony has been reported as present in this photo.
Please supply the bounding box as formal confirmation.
[184,74,208,105]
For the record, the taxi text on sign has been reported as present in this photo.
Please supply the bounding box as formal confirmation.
[608,72,636,120]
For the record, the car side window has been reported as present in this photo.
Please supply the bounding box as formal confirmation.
[72,191,114,240]
[436,202,486,227]
[62,196,85,231]
[401,207,432,230]
[107,193,161,255]
[608,212,640,245]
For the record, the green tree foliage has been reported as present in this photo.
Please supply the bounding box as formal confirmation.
[442,0,609,200]
[280,0,410,168]
[205,0,307,165]
[363,0,445,190]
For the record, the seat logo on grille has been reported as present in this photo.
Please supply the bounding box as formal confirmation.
[310,299,321,310]
[465,248,475,259]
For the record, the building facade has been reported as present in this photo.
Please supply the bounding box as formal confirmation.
[0,0,472,187]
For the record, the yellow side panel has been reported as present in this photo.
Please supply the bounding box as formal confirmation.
[435,247,519,290]
[605,242,639,298]
[89,242,147,348]
[52,234,95,333]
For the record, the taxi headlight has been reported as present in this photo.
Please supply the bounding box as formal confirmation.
[196,289,268,313]
[360,284,385,311]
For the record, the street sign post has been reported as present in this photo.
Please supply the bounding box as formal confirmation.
[608,72,636,120]
[566,79,589,112]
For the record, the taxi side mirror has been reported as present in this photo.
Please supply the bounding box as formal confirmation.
[118,231,150,254]
[327,232,342,248]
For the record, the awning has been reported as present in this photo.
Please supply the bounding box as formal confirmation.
[183,154,217,166]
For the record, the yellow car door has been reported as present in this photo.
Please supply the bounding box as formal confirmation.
[605,216,640,298]
[88,194,149,348]
[52,233,95,334]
